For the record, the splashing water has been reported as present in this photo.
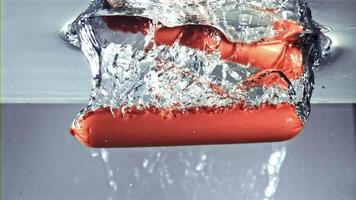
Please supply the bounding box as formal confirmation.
[91,149,119,200]
[262,144,287,200]
[62,0,330,126]
[62,0,329,198]
[89,144,287,200]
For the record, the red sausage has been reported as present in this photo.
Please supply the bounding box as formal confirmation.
[70,16,305,147]
[70,104,302,147]
[102,16,304,79]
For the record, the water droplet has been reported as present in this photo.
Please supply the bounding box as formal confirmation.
[200,154,207,161]
[101,149,109,163]
[195,162,206,171]
[109,180,118,191]
[142,159,149,168]
[108,169,114,177]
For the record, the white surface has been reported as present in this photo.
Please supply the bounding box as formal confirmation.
[2,0,356,103]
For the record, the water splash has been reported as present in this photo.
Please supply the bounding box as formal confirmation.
[262,144,287,200]
[89,144,288,200]
[91,149,119,200]
[63,0,330,126]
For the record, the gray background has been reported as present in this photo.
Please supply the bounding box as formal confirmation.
[1,104,356,200]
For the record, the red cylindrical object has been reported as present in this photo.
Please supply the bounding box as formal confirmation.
[70,16,305,148]
[71,104,303,147]
[102,16,304,79]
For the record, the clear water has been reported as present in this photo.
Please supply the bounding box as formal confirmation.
[63,0,330,125]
